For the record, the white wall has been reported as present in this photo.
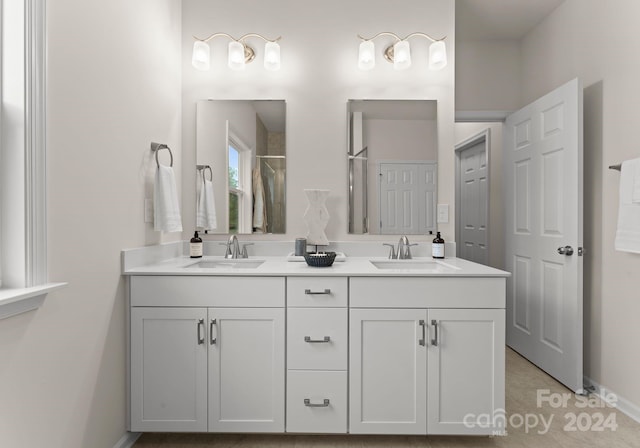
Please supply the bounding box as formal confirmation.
[521,0,640,409]
[455,40,521,112]
[181,0,456,244]
[454,122,504,270]
[0,1,182,447]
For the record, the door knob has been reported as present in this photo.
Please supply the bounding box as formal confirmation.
[557,246,574,256]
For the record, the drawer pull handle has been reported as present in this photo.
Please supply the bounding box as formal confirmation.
[197,319,205,345]
[304,289,331,295]
[304,398,330,407]
[304,336,331,343]
[431,319,439,347]
[210,319,217,345]
[419,320,426,346]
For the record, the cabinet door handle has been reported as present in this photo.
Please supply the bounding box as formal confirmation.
[418,320,426,346]
[210,319,217,345]
[431,319,439,346]
[197,319,205,345]
[304,398,330,407]
[304,289,331,295]
[304,336,331,343]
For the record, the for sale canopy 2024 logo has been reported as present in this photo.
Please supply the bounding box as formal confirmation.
[463,389,618,436]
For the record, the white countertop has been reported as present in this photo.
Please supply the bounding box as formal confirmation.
[123,255,510,278]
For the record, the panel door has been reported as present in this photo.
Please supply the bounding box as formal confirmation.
[130,307,208,432]
[208,307,285,432]
[427,309,505,435]
[504,78,583,392]
[459,141,489,265]
[349,308,427,434]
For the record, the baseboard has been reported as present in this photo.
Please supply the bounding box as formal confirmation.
[113,432,141,448]
[584,376,640,424]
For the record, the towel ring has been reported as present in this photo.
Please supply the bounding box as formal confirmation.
[151,142,173,168]
[197,164,213,182]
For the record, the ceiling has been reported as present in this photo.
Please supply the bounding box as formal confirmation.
[456,0,565,41]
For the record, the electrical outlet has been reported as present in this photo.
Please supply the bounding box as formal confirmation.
[144,198,154,223]
[437,204,449,223]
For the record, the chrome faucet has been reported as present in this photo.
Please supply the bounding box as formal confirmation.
[223,235,252,259]
[382,236,417,259]
[225,234,240,259]
[396,236,417,259]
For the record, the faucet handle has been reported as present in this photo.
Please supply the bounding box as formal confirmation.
[383,243,396,259]
[240,243,254,259]
[405,243,418,260]
[219,242,233,258]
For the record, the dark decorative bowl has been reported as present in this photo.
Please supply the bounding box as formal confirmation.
[303,251,337,267]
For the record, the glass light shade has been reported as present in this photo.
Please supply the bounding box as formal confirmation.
[358,40,375,70]
[393,40,411,70]
[228,41,246,70]
[428,40,447,71]
[264,41,281,71]
[192,41,210,71]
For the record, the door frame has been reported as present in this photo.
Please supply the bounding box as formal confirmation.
[455,128,491,263]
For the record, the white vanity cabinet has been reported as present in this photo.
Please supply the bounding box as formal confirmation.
[349,277,506,436]
[129,276,286,433]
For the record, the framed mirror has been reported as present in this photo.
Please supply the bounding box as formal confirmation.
[196,100,286,234]
[348,100,437,235]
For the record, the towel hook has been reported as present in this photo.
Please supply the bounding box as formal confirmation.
[197,164,213,182]
[151,142,173,168]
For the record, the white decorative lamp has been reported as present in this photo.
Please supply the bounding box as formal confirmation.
[303,189,330,247]
[358,40,375,70]
[428,40,447,71]
[264,41,281,71]
[393,40,411,70]
[192,41,210,71]
[228,41,246,70]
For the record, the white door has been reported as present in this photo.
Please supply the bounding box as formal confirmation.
[379,162,437,234]
[458,139,489,265]
[208,307,285,432]
[349,308,427,434]
[130,307,208,432]
[427,309,505,435]
[504,78,583,392]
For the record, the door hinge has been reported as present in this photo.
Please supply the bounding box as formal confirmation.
[578,247,585,256]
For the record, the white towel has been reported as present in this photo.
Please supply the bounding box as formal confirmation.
[252,167,267,233]
[615,158,640,253]
[154,165,183,233]
[197,177,217,230]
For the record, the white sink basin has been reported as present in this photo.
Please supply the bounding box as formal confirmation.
[370,259,460,272]
[185,259,265,269]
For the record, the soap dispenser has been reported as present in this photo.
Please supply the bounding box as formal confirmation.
[190,231,203,258]
[432,232,445,259]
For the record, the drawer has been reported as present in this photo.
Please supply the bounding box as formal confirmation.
[287,308,347,370]
[286,370,347,434]
[130,276,285,307]
[287,277,348,307]
[349,277,506,309]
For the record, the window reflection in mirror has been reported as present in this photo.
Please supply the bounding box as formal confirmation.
[196,100,286,234]
[347,100,438,235]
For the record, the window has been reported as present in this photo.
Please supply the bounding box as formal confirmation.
[227,133,252,234]
[0,0,60,319]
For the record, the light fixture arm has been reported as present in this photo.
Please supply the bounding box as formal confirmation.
[194,32,281,44]
[357,32,445,43]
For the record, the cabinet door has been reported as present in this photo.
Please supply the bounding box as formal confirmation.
[130,307,208,432]
[427,308,505,435]
[209,308,285,432]
[349,308,428,434]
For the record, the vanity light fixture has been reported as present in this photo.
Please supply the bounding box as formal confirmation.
[357,32,447,71]
[191,33,282,72]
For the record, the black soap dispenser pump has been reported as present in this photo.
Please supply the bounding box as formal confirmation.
[432,232,445,259]
[190,231,203,258]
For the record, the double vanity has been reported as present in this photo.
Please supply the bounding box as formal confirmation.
[123,243,509,436]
